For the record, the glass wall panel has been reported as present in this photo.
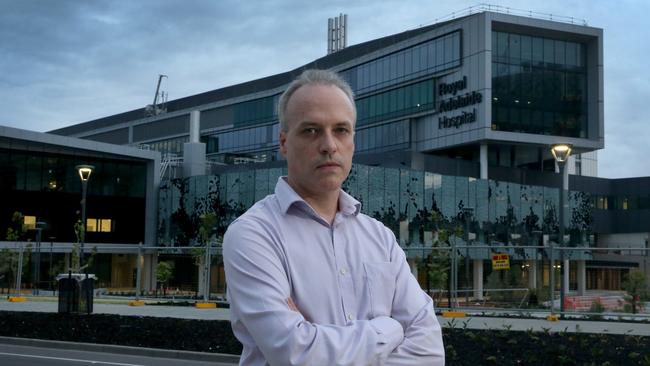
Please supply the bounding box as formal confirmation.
[147,136,189,155]
[440,175,455,219]
[475,179,490,227]
[384,168,400,213]
[25,156,41,191]
[491,31,587,138]
[454,176,469,215]
[356,79,434,126]
[233,95,278,128]
[340,31,461,95]
[159,164,597,249]
[355,119,409,153]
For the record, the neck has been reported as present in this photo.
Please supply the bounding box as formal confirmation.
[303,193,339,224]
[287,180,339,224]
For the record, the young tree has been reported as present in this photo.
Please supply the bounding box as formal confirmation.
[70,218,98,273]
[622,270,648,314]
[194,213,219,299]
[2,212,31,292]
[155,261,174,296]
[422,211,451,305]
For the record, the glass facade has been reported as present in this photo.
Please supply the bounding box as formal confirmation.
[492,31,587,138]
[341,31,461,95]
[159,164,594,257]
[0,149,148,244]
[0,150,146,197]
[593,195,650,210]
[355,119,410,153]
[356,79,435,126]
[233,95,279,127]
[204,124,275,155]
[199,31,461,160]
[145,136,188,156]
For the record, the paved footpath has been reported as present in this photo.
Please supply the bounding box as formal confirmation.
[2,296,649,336]
[0,297,232,320]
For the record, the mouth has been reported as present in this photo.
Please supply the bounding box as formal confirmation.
[316,162,341,170]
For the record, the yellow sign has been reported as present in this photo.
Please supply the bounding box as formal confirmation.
[491,254,510,270]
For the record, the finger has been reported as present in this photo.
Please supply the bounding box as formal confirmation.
[286,297,298,311]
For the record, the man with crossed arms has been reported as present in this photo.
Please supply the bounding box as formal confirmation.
[224,69,444,365]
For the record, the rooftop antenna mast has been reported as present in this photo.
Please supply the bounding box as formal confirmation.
[145,74,168,117]
[327,13,347,54]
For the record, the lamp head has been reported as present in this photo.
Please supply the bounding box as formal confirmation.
[76,165,95,181]
[551,144,572,163]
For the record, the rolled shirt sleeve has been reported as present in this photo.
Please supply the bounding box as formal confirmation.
[224,219,405,366]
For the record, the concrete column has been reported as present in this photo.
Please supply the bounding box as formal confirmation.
[145,158,160,248]
[563,259,570,294]
[528,260,538,289]
[480,144,488,179]
[183,110,206,177]
[576,260,586,295]
[473,260,483,300]
[189,110,200,143]
[410,150,424,171]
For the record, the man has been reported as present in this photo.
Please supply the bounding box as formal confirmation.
[223,69,444,365]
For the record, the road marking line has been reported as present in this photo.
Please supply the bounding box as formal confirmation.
[0,351,145,366]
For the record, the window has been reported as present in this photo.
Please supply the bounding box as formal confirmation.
[87,218,113,233]
[23,215,36,230]
[340,30,461,95]
[491,31,587,138]
[356,79,435,126]
[233,95,278,127]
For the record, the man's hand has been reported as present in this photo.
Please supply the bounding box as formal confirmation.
[286,297,300,312]
[287,297,311,321]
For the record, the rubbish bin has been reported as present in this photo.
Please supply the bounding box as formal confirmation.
[56,273,96,314]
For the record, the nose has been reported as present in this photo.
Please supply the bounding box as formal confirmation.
[319,130,338,155]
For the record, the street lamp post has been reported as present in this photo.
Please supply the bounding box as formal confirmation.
[76,165,94,272]
[551,144,572,316]
[48,237,55,291]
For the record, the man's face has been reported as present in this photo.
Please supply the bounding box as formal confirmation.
[280,84,355,198]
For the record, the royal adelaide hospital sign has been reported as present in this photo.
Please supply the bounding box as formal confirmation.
[437,76,483,129]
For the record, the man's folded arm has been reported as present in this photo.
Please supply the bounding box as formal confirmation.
[223,219,404,366]
[384,231,445,366]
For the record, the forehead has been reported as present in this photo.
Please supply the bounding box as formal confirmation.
[285,84,355,126]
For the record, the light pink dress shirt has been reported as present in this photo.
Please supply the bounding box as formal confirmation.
[224,177,444,365]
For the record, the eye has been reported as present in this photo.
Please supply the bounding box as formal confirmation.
[335,127,351,135]
[302,127,318,136]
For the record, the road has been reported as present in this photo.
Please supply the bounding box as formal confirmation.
[0,342,238,366]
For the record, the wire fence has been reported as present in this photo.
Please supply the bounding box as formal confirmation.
[1,242,649,318]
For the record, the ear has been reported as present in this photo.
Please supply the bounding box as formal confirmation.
[279,130,288,157]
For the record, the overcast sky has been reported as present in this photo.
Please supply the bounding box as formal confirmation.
[1,0,648,178]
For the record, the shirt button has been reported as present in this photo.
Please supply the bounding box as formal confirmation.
[348,314,353,320]
[340,268,347,275]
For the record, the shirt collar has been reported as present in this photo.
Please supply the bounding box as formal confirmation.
[275,177,361,217]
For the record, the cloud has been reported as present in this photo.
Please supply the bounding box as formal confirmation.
[1,0,649,178]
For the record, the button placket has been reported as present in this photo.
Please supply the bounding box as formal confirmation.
[333,224,355,324]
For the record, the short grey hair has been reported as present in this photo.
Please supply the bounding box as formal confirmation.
[278,69,356,132]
